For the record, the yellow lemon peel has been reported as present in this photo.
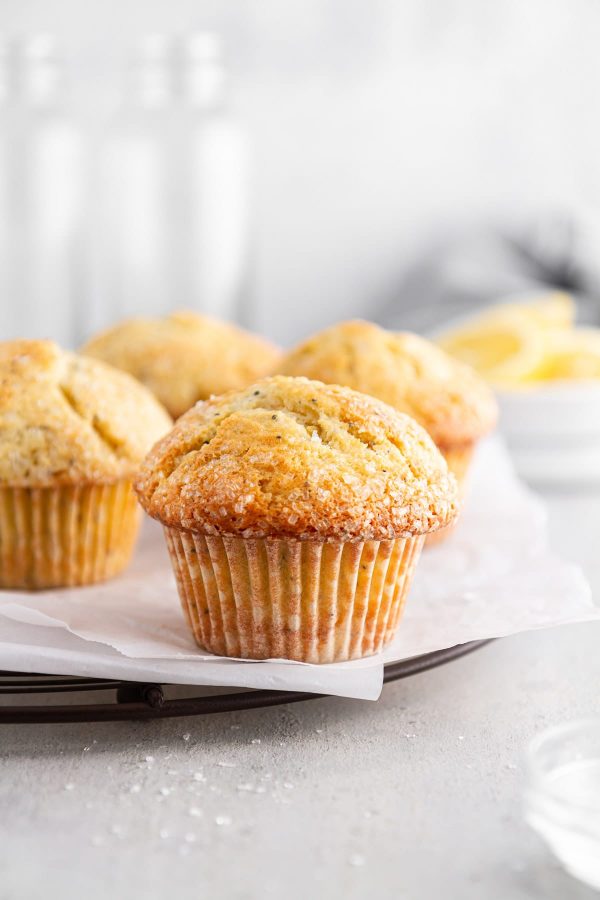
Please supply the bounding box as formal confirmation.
[437,293,600,388]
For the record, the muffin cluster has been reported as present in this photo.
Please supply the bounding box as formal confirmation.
[1,312,495,663]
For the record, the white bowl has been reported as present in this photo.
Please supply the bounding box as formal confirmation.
[496,382,600,485]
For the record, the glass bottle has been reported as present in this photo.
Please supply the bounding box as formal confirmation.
[0,35,84,346]
[0,37,14,326]
[93,35,178,331]
[181,32,251,323]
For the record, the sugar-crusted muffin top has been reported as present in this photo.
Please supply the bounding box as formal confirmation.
[82,311,282,419]
[0,340,172,486]
[135,375,459,540]
[278,320,498,448]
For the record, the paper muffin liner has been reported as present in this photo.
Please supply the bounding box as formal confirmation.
[443,442,475,487]
[0,481,140,589]
[426,441,475,547]
[164,528,425,662]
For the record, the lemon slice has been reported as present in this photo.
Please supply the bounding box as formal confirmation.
[439,319,547,387]
[437,292,577,387]
[481,291,575,332]
[532,328,600,381]
[439,292,574,339]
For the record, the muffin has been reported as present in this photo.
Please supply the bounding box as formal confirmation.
[277,320,498,543]
[0,340,171,589]
[135,375,458,662]
[82,311,282,419]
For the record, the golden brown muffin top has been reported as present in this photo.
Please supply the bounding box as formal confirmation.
[135,375,459,540]
[0,340,172,487]
[82,311,282,419]
[278,320,498,448]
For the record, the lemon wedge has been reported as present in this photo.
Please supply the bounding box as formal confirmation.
[437,292,581,388]
[439,292,574,340]
[480,291,575,332]
[533,328,600,381]
[438,318,547,387]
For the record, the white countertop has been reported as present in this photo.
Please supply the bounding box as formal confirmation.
[1,488,600,900]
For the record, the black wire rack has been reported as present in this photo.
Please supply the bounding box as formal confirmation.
[0,640,490,724]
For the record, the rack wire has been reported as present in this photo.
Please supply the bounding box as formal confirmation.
[0,640,490,724]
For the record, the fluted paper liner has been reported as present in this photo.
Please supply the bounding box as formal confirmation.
[0,481,140,589]
[426,442,475,547]
[164,528,425,662]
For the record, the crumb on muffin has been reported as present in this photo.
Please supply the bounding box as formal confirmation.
[82,311,283,419]
[0,340,172,487]
[135,375,459,540]
[277,320,498,449]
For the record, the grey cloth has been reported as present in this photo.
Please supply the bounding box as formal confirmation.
[379,214,600,335]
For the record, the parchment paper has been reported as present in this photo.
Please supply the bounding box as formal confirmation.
[0,439,595,700]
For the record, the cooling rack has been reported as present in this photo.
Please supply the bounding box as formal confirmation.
[0,640,490,723]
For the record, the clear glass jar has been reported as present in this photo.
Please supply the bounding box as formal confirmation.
[524,719,600,890]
